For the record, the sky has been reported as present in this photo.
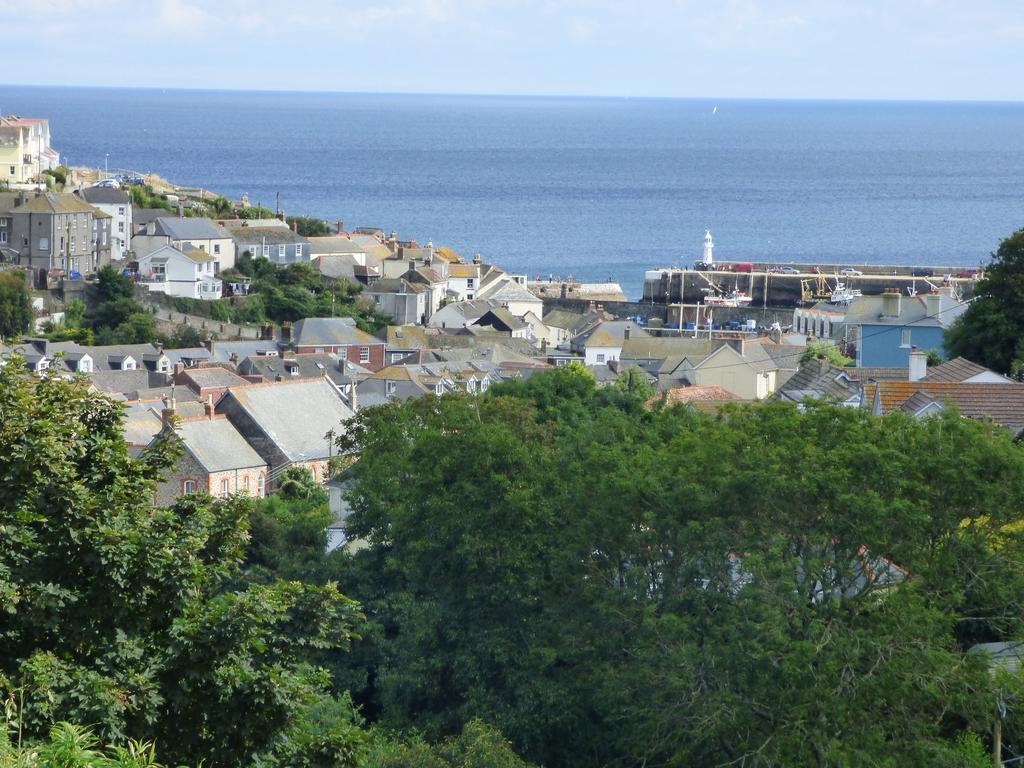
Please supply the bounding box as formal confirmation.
[2,0,1023,100]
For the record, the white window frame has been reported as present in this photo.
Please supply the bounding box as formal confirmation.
[278,244,286,260]
[257,473,266,497]
[359,346,370,363]
[900,328,911,348]
[596,353,606,363]
[220,478,230,496]
[294,243,303,258]
[39,237,49,250]
[182,479,196,494]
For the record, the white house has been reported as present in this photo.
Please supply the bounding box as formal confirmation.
[136,244,222,300]
[79,187,132,261]
[132,217,236,272]
[570,321,650,365]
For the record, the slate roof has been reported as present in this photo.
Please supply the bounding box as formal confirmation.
[772,359,861,404]
[482,280,542,306]
[385,325,478,350]
[176,418,266,473]
[473,308,528,332]
[922,357,1011,383]
[12,192,97,215]
[221,379,355,463]
[844,293,966,328]
[864,380,1024,433]
[239,353,370,385]
[572,321,651,350]
[227,226,307,245]
[290,317,382,347]
[181,366,250,390]
[88,369,170,397]
[542,309,586,331]
[306,234,391,261]
[79,188,131,205]
[154,217,231,241]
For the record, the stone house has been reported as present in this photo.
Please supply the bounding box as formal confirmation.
[216,378,355,489]
[151,402,269,505]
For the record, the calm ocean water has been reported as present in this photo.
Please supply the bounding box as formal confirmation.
[3,85,1024,298]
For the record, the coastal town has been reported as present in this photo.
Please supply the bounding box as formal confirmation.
[3,114,1023,527]
[7,1,1024,759]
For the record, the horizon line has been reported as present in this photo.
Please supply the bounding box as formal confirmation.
[1,81,1023,107]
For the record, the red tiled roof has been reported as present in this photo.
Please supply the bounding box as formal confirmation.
[865,380,1024,432]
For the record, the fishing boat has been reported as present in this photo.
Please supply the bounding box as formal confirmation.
[703,288,753,307]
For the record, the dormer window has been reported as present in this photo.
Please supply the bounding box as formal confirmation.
[386,381,397,395]
[434,382,443,396]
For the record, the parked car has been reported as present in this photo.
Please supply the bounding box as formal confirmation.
[840,268,863,276]
[731,263,753,273]
[956,270,979,279]
[779,266,801,274]
[123,175,145,186]
[693,261,716,271]
[911,267,933,277]
[92,178,120,189]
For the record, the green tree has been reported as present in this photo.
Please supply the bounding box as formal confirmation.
[366,720,535,768]
[945,228,1024,375]
[95,266,135,302]
[329,369,1024,767]
[287,216,333,237]
[0,270,32,338]
[64,298,86,329]
[0,363,365,767]
[800,339,853,366]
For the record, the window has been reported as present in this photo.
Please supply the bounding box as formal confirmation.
[0,232,6,244]
[118,207,125,215]
[359,346,370,363]
[214,243,221,254]
[220,478,230,496]
[434,382,443,396]
[243,475,251,493]
[257,473,266,498]
[8,166,13,175]
[278,244,286,260]
[386,381,397,395]
[39,237,49,250]
[391,352,404,363]
[900,329,911,347]
[294,244,303,258]
[338,348,348,360]
[0,218,6,227]
[262,245,270,257]
[69,236,75,251]
[481,378,489,392]
[466,278,475,288]
[314,347,324,354]
[182,479,196,494]
[596,353,606,363]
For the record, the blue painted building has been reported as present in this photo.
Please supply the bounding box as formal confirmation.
[844,290,967,368]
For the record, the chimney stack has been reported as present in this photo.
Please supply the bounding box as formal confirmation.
[909,346,928,382]
[281,322,293,343]
[204,393,215,420]
[624,326,631,340]
[882,289,901,319]
[161,388,177,426]
[350,381,358,412]
[473,253,482,265]
[925,291,941,319]
[204,335,216,356]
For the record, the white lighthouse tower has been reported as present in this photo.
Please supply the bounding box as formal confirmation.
[702,229,715,268]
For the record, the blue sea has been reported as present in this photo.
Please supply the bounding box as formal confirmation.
[3,85,1024,298]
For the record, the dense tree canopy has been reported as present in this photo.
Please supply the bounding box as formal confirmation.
[321,366,1024,767]
[945,227,1024,375]
[0,362,365,767]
